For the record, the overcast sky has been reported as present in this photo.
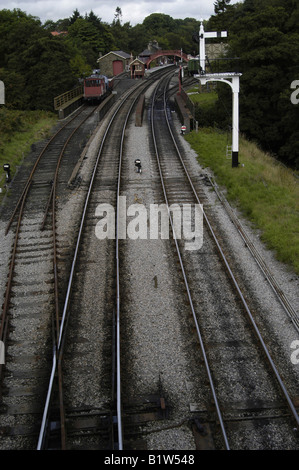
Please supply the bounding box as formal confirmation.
[1,0,240,25]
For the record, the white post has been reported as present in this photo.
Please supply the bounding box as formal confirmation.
[199,20,205,73]
[232,76,239,167]
[198,74,241,167]
[199,21,227,75]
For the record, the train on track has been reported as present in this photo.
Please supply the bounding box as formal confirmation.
[187,59,200,76]
[83,70,113,102]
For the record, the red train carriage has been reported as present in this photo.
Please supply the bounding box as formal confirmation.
[83,72,107,101]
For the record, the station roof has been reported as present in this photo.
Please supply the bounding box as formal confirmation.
[98,50,131,62]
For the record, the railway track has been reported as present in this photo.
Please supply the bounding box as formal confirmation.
[147,73,299,449]
[0,102,109,449]
[206,176,299,335]
[35,67,176,450]
[0,67,298,451]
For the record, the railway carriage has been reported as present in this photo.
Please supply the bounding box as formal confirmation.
[83,71,111,102]
[187,59,200,76]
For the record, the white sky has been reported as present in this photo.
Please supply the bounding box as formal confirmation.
[1,0,241,25]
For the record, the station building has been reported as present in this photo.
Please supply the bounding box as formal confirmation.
[96,42,165,79]
[97,51,132,78]
[129,58,145,79]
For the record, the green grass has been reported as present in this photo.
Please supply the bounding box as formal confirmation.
[185,127,299,275]
[187,89,218,108]
[0,109,57,202]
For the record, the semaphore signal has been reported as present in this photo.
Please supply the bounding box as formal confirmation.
[199,20,227,74]
[195,21,241,168]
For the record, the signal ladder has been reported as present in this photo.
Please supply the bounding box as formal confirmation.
[226,144,232,159]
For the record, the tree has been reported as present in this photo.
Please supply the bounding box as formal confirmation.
[211,0,299,167]
[176,18,201,55]
[111,20,132,52]
[0,9,83,109]
[214,0,232,14]
[69,9,82,25]
[0,68,28,109]
[67,18,105,65]
[85,10,103,29]
[0,9,47,69]
[70,54,92,79]
[23,36,77,109]
[142,13,175,37]
[114,7,122,25]
[127,23,148,56]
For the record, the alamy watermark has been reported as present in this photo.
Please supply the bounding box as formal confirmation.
[95,196,203,251]
[0,80,4,105]
[0,340,4,365]
[290,339,299,365]
[290,80,299,105]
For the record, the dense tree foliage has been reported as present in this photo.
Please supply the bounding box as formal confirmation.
[0,8,201,111]
[0,9,76,109]
[207,0,299,168]
[0,3,299,167]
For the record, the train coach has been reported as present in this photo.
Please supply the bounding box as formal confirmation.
[187,59,200,76]
[83,71,111,102]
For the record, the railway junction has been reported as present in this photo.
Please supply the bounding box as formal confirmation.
[0,65,299,451]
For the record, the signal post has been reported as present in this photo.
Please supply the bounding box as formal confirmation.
[196,21,241,167]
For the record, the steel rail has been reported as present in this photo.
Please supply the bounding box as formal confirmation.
[207,176,299,334]
[1,104,97,447]
[37,94,130,450]
[151,76,230,450]
[113,70,177,449]
[45,105,99,449]
[162,81,299,430]
[5,105,86,235]
[114,77,157,448]
[0,180,32,386]
[37,78,154,450]
[41,105,98,449]
[41,105,98,230]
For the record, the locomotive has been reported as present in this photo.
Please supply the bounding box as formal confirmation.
[83,70,111,102]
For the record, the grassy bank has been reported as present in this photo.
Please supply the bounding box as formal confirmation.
[0,109,57,201]
[185,127,299,275]
[187,89,218,108]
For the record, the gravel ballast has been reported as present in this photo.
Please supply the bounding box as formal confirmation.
[0,76,298,450]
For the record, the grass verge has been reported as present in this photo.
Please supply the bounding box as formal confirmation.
[185,127,299,275]
[187,89,218,107]
[0,109,57,203]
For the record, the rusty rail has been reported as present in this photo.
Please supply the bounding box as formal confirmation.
[0,104,94,449]
[0,181,31,390]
